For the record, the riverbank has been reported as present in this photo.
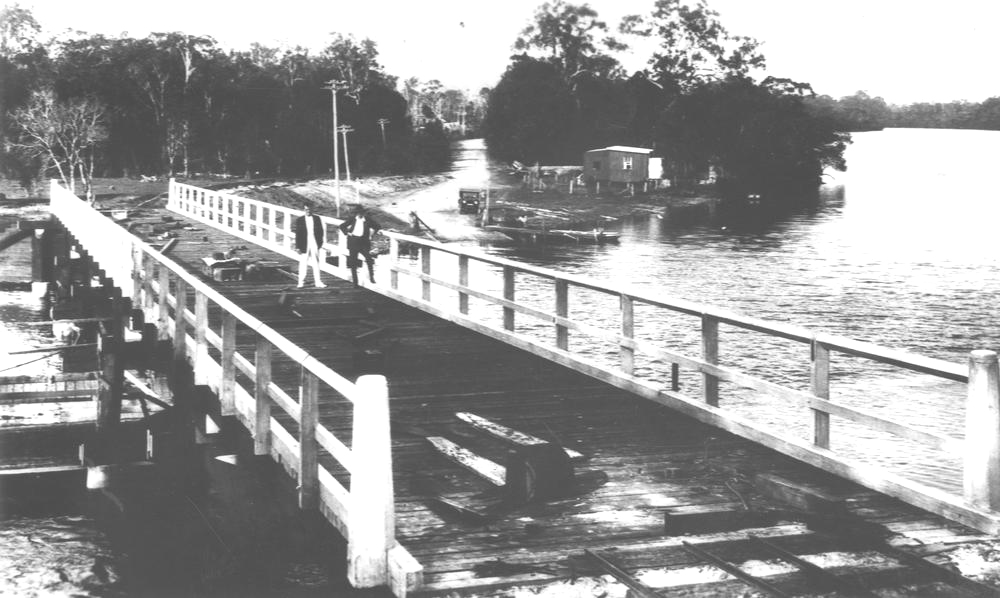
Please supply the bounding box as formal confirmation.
[1,173,719,237]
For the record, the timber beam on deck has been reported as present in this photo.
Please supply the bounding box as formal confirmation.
[38,179,1000,598]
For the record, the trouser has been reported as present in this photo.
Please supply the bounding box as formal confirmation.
[297,247,322,285]
[346,236,374,284]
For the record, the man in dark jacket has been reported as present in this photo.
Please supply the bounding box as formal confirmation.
[338,207,381,286]
[295,204,327,288]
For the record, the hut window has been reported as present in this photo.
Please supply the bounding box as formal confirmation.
[592,160,601,170]
[623,156,633,170]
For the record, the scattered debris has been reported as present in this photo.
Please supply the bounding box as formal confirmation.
[157,238,178,254]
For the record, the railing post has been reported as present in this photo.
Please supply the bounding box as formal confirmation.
[421,246,432,302]
[811,340,831,449]
[194,291,208,382]
[701,314,719,406]
[220,312,237,415]
[173,278,188,361]
[503,266,515,331]
[284,209,294,251]
[348,374,393,587]
[298,368,319,510]
[254,338,273,455]
[964,350,1000,509]
[389,238,399,290]
[157,266,170,339]
[142,253,155,317]
[131,244,143,304]
[458,255,470,315]
[620,294,635,375]
[555,280,568,350]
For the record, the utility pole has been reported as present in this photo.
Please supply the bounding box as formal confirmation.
[377,118,390,147]
[338,125,355,182]
[323,80,348,216]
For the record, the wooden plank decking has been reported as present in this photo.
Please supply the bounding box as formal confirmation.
[68,204,1000,596]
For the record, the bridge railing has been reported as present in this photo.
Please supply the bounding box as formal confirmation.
[379,225,1000,534]
[51,181,420,596]
[167,179,351,276]
[161,181,1000,534]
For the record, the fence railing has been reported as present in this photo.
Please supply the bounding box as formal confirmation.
[167,179,353,276]
[51,181,420,596]
[379,232,1000,531]
[386,235,1000,534]
[162,181,1000,534]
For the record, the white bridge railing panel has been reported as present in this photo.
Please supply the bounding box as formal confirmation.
[167,179,351,280]
[160,180,1000,535]
[51,181,418,596]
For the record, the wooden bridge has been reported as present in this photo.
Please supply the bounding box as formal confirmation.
[35,179,1000,596]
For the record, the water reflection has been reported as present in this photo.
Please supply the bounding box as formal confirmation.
[454,129,1000,493]
[0,289,59,376]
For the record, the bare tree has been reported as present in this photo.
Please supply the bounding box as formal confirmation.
[11,90,107,202]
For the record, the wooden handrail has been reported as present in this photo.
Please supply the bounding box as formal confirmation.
[157,182,1000,535]
[51,180,411,593]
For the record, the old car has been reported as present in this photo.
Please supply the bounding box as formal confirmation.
[458,188,483,214]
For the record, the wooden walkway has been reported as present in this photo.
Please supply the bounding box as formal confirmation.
[90,202,1000,597]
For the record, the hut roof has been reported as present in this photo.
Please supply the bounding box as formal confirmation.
[586,145,654,154]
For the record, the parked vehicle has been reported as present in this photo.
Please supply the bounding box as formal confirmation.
[459,188,483,214]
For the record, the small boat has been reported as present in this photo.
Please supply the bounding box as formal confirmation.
[484,225,620,245]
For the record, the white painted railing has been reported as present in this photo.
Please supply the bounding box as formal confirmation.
[51,181,420,596]
[162,181,1000,535]
[167,179,352,277]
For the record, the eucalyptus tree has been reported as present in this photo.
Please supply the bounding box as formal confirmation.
[488,1,628,163]
[169,33,215,176]
[483,56,577,164]
[620,0,765,92]
[514,0,623,79]
[655,76,848,193]
[1,4,48,180]
[354,82,412,172]
[10,89,107,201]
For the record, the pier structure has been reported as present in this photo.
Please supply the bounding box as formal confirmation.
[22,178,1000,596]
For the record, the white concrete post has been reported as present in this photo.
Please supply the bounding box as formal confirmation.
[965,350,1000,509]
[348,375,394,587]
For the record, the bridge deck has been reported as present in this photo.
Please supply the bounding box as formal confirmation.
[110,204,993,596]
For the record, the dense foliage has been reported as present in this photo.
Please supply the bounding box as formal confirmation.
[485,0,850,194]
[806,91,1000,132]
[0,5,479,194]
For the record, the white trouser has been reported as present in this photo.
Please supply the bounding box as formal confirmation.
[298,246,322,285]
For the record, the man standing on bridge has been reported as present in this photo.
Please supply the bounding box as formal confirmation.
[339,206,381,287]
[295,204,327,288]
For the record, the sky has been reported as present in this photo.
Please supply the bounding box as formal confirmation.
[13,0,1000,105]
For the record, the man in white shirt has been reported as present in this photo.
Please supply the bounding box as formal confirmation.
[294,205,327,288]
[338,207,381,287]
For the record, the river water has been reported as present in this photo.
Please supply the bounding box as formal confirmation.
[3,129,999,594]
[439,129,1000,493]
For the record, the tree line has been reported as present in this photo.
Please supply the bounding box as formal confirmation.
[483,0,1000,197]
[806,91,1000,132]
[483,0,850,197]
[0,5,483,199]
